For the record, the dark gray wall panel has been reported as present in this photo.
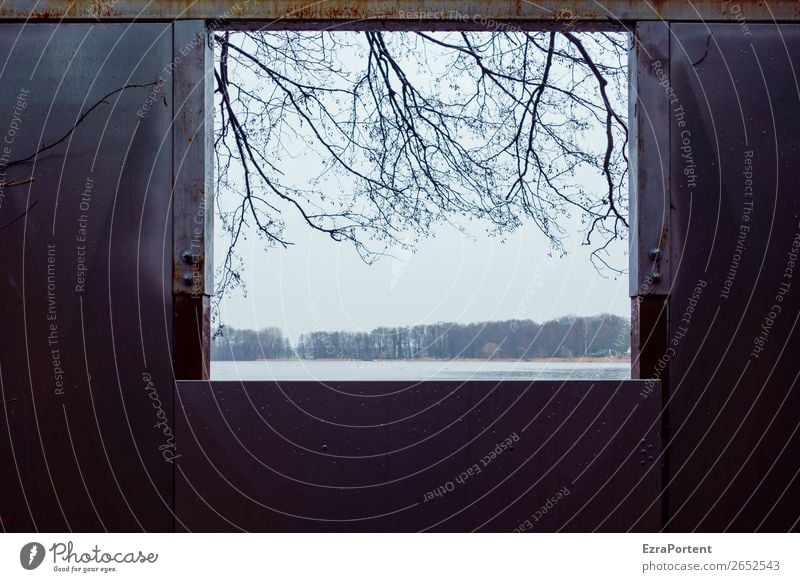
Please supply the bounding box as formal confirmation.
[0,23,175,531]
[176,380,661,532]
[667,23,800,531]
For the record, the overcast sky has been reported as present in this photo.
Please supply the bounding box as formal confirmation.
[214,214,630,343]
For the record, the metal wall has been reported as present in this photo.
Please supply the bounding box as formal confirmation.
[663,23,800,532]
[630,22,800,531]
[3,10,800,535]
[0,23,176,531]
[176,380,661,532]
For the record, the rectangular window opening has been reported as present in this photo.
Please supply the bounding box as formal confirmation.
[209,30,631,381]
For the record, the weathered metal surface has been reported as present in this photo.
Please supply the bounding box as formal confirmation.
[631,297,669,384]
[629,295,669,526]
[665,23,800,531]
[628,23,672,528]
[173,21,213,380]
[629,21,671,297]
[174,296,211,379]
[173,21,213,299]
[175,380,661,532]
[0,24,176,531]
[0,1,798,25]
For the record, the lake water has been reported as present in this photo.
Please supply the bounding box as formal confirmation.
[211,360,631,381]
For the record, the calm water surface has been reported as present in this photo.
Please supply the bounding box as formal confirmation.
[212,360,631,381]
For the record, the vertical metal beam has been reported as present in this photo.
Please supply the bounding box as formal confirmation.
[629,20,671,300]
[629,21,672,376]
[173,21,214,380]
[629,21,671,530]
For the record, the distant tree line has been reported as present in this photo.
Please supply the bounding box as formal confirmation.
[211,326,293,361]
[212,315,630,361]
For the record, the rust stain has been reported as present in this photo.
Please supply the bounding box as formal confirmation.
[659,225,669,252]
[4,1,800,22]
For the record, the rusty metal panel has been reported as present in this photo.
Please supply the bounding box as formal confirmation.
[0,1,797,25]
[666,23,800,531]
[0,24,175,531]
[173,20,213,299]
[175,380,661,532]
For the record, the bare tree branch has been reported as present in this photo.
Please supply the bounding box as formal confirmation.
[211,31,630,303]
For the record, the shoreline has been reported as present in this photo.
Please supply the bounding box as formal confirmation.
[218,357,631,364]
